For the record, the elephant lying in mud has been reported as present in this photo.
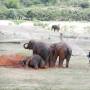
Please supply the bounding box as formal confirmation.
[51,25,60,32]
[49,42,72,68]
[23,40,50,67]
[20,54,46,69]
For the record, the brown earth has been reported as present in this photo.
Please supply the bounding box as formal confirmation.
[0,54,26,68]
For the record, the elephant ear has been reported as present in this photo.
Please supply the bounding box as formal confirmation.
[23,43,28,49]
[28,40,35,47]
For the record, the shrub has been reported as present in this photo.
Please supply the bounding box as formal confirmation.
[4,0,20,9]
[79,2,90,8]
[1,6,90,21]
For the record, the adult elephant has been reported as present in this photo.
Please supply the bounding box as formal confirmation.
[49,42,72,68]
[23,40,50,67]
[51,24,60,32]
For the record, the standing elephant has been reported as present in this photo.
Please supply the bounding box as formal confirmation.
[87,51,90,63]
[20,54,46,69]
[49,42,72,68]
[51,25,60,32]
[23,40,50,67]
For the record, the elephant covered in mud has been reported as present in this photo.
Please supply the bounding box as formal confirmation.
[49,42,72,68]
[23,40,50,67]
[20,54,46,69]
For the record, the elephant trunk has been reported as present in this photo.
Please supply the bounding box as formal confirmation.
[23,43,28,49]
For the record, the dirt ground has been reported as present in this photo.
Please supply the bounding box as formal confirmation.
[0,21,90,90]
[0,54,90,90]
[0,54,25,67]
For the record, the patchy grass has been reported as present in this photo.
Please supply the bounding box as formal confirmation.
[12,20,26,25]
[0,56,90,90]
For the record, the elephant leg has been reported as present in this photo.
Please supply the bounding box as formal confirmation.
[89,58,90,63]
[39,60,46,68]
[58,49,65,68]
[53,54,58,67]
[49,59,54,67]
[50,55,57,67]
[45,61,49,68]
[44,56,50,68]
[52,59,57,67]
[52,60,55,67]
[25,58,31,68]
[59,54,64,67]
[25,60,29,68]
[66,54,71,68]
[54,28,55,32]
[66,59,69,68]
[59,57,64,68]
[48,52,53,67]
[34,64,38,69]
[48,55,54,67]
[66,56,71,68]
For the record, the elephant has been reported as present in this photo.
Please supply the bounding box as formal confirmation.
[49,42,72,68]
[51,25,60,32]
[20,54,46,69]
[87,51,90,63]
[23,40,50,67]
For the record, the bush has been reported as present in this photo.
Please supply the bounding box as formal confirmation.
[79,2,90,8]
[1,6,90,21]
[4,0,20,9]
[0,8,8,19]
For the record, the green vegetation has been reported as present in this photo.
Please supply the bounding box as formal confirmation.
[0,0,90,21]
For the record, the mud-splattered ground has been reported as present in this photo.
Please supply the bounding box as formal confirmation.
[0,54,25,67]
[0,55,90,90]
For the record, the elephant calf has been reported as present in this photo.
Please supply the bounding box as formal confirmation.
[20,54,46,69]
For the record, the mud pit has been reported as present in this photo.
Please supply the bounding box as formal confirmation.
[0,54,25,67]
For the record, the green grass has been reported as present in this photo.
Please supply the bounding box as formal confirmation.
[0,56,90,90]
